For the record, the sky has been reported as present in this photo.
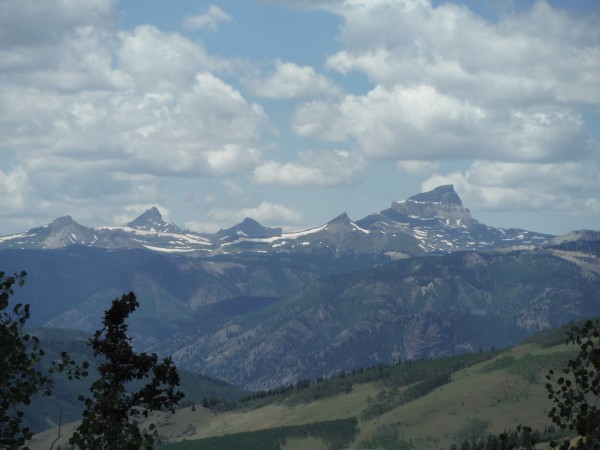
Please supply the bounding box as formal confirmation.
[1,0,599,236]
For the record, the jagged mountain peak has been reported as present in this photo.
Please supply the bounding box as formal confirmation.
[126,207,181,233]
[328,212,352,225]
[127,207,163,227]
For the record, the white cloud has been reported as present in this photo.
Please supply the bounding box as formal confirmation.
[326,1,600,106]
[286,0,599,168]
[0,166,31,211]
[2,0,599,235]
[253,150,366,186]
[0,26,268,176]
[243,202,304,224]
[422,160,600,212]
[0,1,274,231]
[182,4,232,31]
[118,25,226,90]
[397,160,439,176]
[293,84,593,162]
[247,60,340,99]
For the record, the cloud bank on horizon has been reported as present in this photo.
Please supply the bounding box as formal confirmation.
[0,0,599,235]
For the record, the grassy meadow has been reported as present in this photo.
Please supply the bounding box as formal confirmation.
[28,329,579,450]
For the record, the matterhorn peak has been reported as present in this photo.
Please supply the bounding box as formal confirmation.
[327,212,352,226]
[126,207,182,234]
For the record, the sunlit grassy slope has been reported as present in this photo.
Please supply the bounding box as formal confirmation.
[29,325,578,450]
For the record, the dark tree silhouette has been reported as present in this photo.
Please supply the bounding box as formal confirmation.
[1,270,87,449]
[0,270,50,449]
[546,319,600,449]
[70,292,184,450]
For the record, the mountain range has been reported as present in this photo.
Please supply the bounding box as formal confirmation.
[1,185,599,390]
[0,185,552,256]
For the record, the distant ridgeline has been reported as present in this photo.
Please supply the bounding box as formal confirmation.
[1,185,599,393]
[0,185,553,255]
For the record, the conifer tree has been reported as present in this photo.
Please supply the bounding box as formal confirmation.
[546,319,600,449]
[0,270,49,449]
[70,292,184,450]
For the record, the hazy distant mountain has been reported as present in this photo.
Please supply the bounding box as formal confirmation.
[126,206,183,234]
[0,216,97,249]
[2,185,598,390]
[213,217,282,244]
[0,185,555,256]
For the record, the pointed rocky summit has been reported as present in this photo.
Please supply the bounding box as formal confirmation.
[126,207,182,233]
[324,213,356,233]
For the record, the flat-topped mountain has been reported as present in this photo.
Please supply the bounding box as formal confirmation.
[386,184,476,229]
[0,186,554,256]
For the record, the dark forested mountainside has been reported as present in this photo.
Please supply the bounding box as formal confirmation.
[0,246,382,330]
[1,237,599,390]
[163,246,600,388]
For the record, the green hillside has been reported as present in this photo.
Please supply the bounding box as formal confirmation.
[29,326,581,450]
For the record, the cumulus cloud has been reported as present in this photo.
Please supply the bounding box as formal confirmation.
[294,84,593,162]
[422,160,600,212]
[397,160,440,176]
[243,202,304,224]
[182,4,232,31]
[246,60,340,99]
[0,166,31,212]
[252,150,366,186]
[2,0,599,234]
[326,1,600,105]
[0,0,274,231]
[285,0,600,166]
[118,25,226,89]
[0,17,268,176]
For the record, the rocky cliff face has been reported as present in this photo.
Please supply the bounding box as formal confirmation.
[389,185,477,229]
